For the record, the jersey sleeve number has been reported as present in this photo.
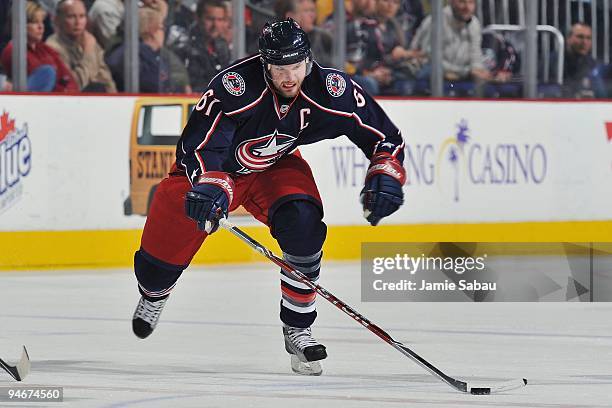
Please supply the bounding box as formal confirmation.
[353,88,366,108]
[195,89,221,116]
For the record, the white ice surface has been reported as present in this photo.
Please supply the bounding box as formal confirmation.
[1,262,611,407]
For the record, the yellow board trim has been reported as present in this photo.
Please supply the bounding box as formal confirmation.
[1,221,612,270]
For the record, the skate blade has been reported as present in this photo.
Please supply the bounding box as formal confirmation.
[0,346,30,381]
[290,355,322,376]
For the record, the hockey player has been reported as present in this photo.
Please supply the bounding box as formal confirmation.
[132,18,406,375]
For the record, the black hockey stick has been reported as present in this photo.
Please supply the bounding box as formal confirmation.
[219,218,527,394]
[0,346,30,381]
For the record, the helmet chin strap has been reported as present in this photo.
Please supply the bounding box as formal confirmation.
[304,57,313,76]
[261,59,273,82]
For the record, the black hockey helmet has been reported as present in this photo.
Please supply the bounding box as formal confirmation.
[258,18,313,73]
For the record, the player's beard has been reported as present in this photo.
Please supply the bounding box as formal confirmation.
[274,78,303,98]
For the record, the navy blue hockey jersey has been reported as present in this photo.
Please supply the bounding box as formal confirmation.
[176,54,405,184]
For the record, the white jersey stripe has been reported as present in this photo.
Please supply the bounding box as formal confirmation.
[300,90,352,118]
[392,139,405,157]
[353,112,386,140]
[194,111,222,174]
[206,54,261,88]
[300,90,386,140]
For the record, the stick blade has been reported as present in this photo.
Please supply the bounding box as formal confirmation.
[470,378,527,395]
[0,346,30,381]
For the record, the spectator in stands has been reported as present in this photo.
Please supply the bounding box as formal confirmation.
[99,0,191,93]
[162,46,193,94]
[0,1,12,53]
[169,0,231,92]
[329,0,376,74]
[166,1,205,55]
[396,0,424,45]
[351,0,376,18]
[0,65,12,92]
[1,1,78,92]
[47,0,117,92]
[324,0,377,91]
[556,22,607,98]
[88,0,124,50]
[106,8,164,92]
[37,0,61,40]
[103,0,174,50]
[140,0,169,17]
[155,2,194,94]
[411,0,493,94]
[168,0,196,31]
[221,0,236,49]
[275,0,334,67]
[351,0,422,95]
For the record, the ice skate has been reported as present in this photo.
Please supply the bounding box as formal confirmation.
[283,325,327,375]
[132,296,168,339]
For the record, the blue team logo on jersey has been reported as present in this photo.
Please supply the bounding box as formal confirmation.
[235,130,296,173]
[0,111,32,214]
[326,73,346,97]
[222,72,245,96]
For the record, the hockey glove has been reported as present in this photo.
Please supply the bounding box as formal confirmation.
[185,171,235,234]
[360,152,406,226]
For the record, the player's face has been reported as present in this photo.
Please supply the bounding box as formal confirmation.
[57,0,87,39]
[27,10,46,44]
[269,60,308,98]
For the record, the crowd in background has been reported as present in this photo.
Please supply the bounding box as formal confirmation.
[0,0,611,98]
